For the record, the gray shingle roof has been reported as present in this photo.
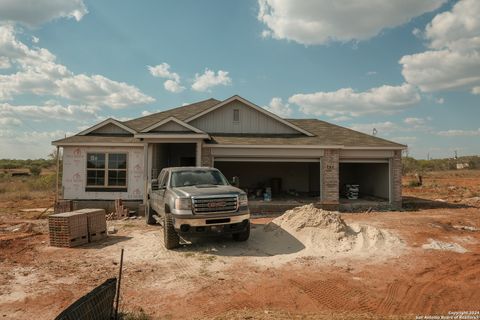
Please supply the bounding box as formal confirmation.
[53,97,405,149]
[123,98,220,131]
[52,135,141,145]
[208,119,405,148]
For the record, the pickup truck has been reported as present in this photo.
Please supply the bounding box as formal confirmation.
[146,167,250,249]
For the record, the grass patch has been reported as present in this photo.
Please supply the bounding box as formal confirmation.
[120,309,151,320]
[0,174,56,202]
[407,180,422,187]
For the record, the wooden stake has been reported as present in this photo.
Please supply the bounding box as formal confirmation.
[55,146,60,204]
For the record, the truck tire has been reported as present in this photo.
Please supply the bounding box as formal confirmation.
[145,203,156,225]
[233,221,250,242]
[163,213,180,249]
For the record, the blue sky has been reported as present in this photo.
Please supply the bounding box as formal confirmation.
[0,0,479,159]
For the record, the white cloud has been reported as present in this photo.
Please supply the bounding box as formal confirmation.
[0,128,71,158]
[0,56,10,69]
[412,28,422,38]
[163,79,185,93]
[0,116,21,126]
[366,71,377,76]
[404,117,425,126]
[436,97,445,104]
[289,83,420,117]
[400,49,480,92]
[32,36,39,43]
[0,25,154,108]
[400,0,480,94]
[257,0,445,45]
[437,128,480,136]
[263,97,292,118]
[191,69,231,92]
[148,63,180,82]
[332,116,351,122]
[55,74,154,108]
[0,0,88,27]
[349,121,399,135]
[148,63,185,93]
[472,86,480,95]
[0,103,100,122]
[392,136,417,143]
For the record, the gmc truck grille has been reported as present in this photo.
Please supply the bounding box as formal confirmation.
[192,196,238,214]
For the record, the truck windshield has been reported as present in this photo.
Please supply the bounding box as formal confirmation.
[170,170,229,187]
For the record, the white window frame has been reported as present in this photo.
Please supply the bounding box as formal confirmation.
[86,152,128,189]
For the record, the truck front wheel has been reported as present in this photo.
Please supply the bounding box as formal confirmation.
[232,221,250,242]
[163,213,180,249]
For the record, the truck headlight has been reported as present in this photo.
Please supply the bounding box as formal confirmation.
[239,194,248,206]
[175,198,191,210]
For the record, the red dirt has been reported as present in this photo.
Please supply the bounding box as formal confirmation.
[1,171,480,319]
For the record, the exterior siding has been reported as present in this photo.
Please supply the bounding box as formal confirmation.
[62,146,144,200]
[89,123,131,135]
[151,121,191,132]
[190,101,299,134]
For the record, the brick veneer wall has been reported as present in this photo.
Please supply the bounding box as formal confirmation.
[391,150,402,209]
[201,146,213,167]
[321,149,339,204]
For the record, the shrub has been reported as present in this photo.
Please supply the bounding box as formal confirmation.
[29,165,41,176]
[408,180,422,187]
[28,174,56,191]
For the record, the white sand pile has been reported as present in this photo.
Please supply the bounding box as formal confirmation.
[259,204,403,261]
[422,239,467,253]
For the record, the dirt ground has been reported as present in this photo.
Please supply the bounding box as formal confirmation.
[1,171,480,319]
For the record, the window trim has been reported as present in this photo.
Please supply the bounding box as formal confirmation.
[86,152,128,191]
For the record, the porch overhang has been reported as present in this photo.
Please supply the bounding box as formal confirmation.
[134,133,210,140]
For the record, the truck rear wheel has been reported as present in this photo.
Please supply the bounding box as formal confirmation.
[233,221,250,242]
[164,213,180,249]
[145,203,156,225]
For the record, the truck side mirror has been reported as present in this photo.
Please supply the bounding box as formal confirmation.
[151,179,158,190]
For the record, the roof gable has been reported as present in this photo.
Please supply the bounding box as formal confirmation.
[78,118,136,136]
[123,98,220,132]
[185,95,314,136]
[141,116,206,133]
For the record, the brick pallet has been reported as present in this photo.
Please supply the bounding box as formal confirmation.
[76,209,107,242]
[48,212,88,247]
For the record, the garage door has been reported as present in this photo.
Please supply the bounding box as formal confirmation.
[214,159,321,197]
[339,159,390,202]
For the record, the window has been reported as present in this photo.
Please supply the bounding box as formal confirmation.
[86,153,127,192]
[233,109,240,122]
[170,169,228,187]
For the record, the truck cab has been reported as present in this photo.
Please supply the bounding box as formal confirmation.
[147,167,250,249]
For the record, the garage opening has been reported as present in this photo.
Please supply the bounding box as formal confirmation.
[339,161,390,203]
[214,160,320,201]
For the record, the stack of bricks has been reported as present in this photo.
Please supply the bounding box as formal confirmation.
[54,200,73,214]
[48,212,88,247]
[76,209,107,242]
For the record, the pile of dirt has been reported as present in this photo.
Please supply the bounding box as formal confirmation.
[262,204,404,260]
[422,239,467,253]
